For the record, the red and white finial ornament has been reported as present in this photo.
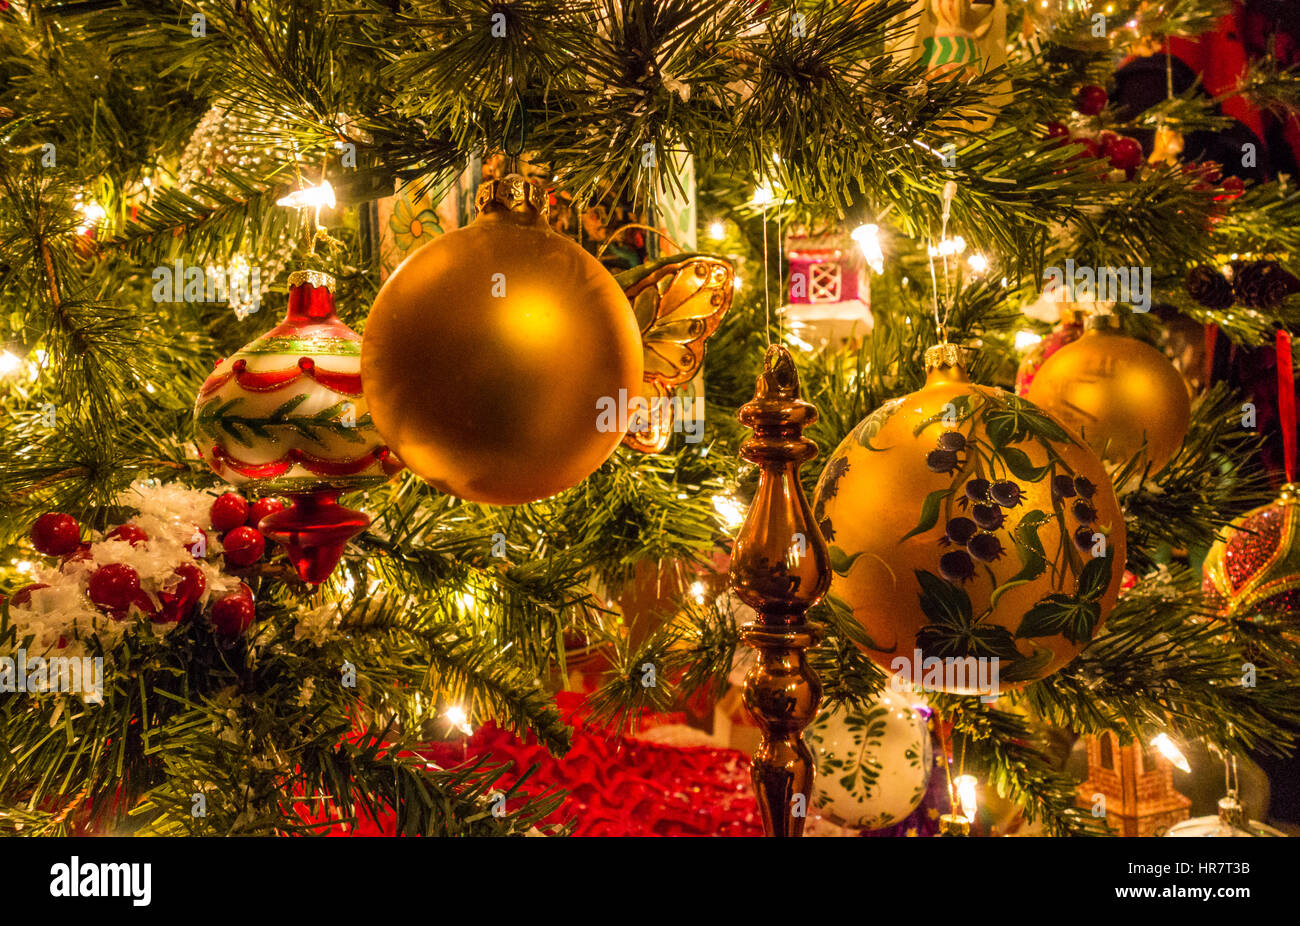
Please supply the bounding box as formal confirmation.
[194,269,402,584]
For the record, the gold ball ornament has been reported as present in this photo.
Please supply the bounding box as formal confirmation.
[1026,318,1191,486]
[361,175,643,505]
[812,345,1126,693]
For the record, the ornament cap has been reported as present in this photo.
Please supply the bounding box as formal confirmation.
[938,813,972,836]
[1278,483,1300,502]
[475,174,549,221]
[1217,794,1248,830]
[1084,312,1121,332]
[923,342,970,375]
[287,269,336,292]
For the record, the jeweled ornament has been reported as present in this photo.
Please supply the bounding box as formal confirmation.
[1205,331,1300,622]
[806,689,933,830]
[361,175,644,505]
[1026,314,1190,485]
[194,270,400,583]
[812,344,1125,693]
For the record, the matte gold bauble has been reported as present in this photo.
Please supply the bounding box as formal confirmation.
[812,345,1126,693]
[1026,320,1190,484]
[361,176,643,505]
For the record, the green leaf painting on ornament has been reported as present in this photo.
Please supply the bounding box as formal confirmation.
[901,488,951,543]
[1014,554,1113,645]
[990,510,1050,608]
[828,545,864,576]
[195,395,373,448]
[811,704,888,808]
[853,397,904,451]
[912,394,974,438]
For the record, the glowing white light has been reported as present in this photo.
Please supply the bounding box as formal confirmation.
[445,705,473,736]
[751,184,775,207]
[456,589,476,613]
[928,236,967,258]
[689,581,707,604]
[0,350,21,377]
[1151,733,1191,774]
[708,220,727,241]
[76,200,106,234]
[276,180,336,210]
[1014,330,1043,352]
[851,223,885,274]
[733,276,743,291]
[712,494,746,531]
[955,774,979,821]
[967,253,989,275]
[15,560,34,575]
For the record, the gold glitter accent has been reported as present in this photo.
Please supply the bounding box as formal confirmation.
[475,174,549,219]
[288,269,336,292]
[923,342,970,373]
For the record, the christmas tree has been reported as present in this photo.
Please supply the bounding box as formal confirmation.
[3,0,1300,838]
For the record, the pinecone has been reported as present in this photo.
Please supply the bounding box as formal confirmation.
[1184,264,1234,310]
[1233,260,1300,309]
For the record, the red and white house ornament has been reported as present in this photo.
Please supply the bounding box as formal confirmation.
[779,232,873,348]
[194,269,401,584]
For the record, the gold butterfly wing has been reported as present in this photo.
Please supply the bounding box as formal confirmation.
[615,254,735,453]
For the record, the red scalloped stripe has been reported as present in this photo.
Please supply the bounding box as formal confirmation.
[198,358,363,398]
[212,445,389,480]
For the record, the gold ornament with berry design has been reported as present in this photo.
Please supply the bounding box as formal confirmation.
[1203,484,1300,621]
[194,270,400,495]
[812,344,1125,693]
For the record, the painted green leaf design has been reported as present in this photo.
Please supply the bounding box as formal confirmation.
[828,545,864,575]
[912,394,973,438]
[1076,552,1114,601]
[900,488,951,543]
[998,646,1054,683]
[915,569,972,628]
[1000,446,1050,482]
[991,510,1050,608]
[1015,593,1101,645]
[854,397,904,451]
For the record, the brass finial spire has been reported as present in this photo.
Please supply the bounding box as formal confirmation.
[729,344,832,837]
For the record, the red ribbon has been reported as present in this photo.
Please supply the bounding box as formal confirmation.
[1278,328,1296,484]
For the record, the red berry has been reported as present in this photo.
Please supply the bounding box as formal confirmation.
[1097,130,1119,151]
[61,542,94,566]
[1069,136,1101,160]
[210,493,249,533]
[211,586,256,636]
[107,523,149,547]
[247,497,286,528]
[10,583,50,608]
[222,526,266,566]
[1216,176,1245,201]
[1075,85,1108,116]
[31,513,81,556]
[159,564,206,623]
[128,589,158,621]
[1045,121,1070,145]
[88,563,140,611]
[1105,136,1143,173]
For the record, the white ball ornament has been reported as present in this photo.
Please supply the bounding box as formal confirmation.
[806,689,933,830]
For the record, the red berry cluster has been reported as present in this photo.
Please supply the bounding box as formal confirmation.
[1045,119,1144,181]
[210,492,283,568]
[6,506,266,639]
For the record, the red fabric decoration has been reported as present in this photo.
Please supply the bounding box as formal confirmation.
[306,693,762,836]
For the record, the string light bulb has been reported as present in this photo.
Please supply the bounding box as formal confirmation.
[712,493,746,531]
[276,180,336,210]
[1151,733,1191,774]
[0,350,22,377]
[707,220,726,241]
[955,774,979,821]
[851,223,885,274]
[445,706,473,737]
